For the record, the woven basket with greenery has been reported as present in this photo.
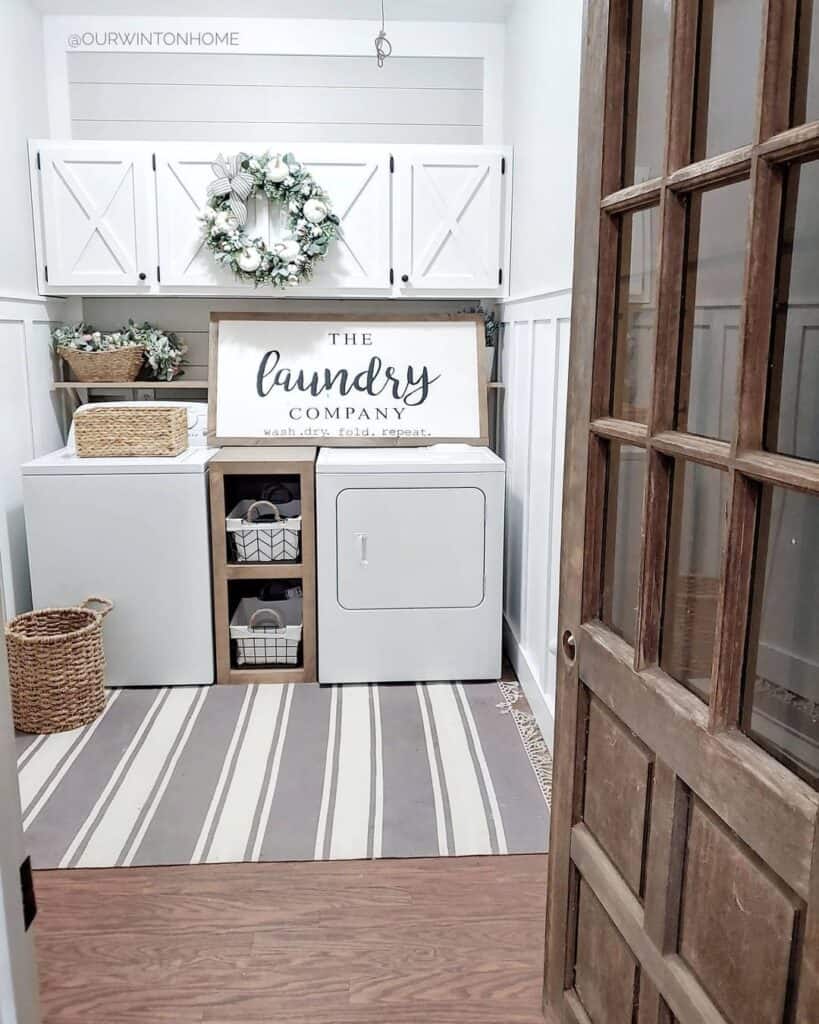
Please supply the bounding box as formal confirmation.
[57,346,145,383]
[52,321,187,382]
[6,597,113,734]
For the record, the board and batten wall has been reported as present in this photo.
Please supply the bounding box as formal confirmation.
[1,0,79,623]
[43,16,504,143]
[497,0,583,749]
[1,5,61,1024]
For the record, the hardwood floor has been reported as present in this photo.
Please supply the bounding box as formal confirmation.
[33,855,548,1024]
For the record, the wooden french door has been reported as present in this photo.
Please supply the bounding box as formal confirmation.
[545,2,819,1022]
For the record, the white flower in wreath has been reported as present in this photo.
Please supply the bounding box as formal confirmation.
[303,198,328,224]
[277,239,301,262]
[265,156,289,183]
[199,206,216,223]
[212,210,238,235]
[237,248,262,273]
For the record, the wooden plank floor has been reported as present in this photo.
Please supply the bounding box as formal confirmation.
[33,855,548,1024]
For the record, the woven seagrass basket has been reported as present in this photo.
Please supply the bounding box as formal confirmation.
[58,346,145,383]
[74,405,188,458]
[6,597,113,734]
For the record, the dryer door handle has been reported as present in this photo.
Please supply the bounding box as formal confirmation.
[355,532,369,566]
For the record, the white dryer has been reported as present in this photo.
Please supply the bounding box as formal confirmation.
[316,445,505,683]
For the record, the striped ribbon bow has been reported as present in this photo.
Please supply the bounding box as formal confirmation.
[207,153,253,226]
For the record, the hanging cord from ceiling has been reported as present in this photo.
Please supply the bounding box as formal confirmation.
[375,0,393,67]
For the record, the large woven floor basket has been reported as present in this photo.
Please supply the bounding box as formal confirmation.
[6,597,113,734]
[58,346,144,383]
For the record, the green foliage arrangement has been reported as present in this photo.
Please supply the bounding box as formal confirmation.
[51,321,187,382]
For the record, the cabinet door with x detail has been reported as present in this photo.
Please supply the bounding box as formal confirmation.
[37,144,155,290]
[394,147,509,295]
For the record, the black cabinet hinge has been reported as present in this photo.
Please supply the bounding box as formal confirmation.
[156,265,161,283]
[20,857,36,931]
[501,156,506,174]
[389,268,394,285]
[498,267,503,285]
[152,153,156,171]
[389,155,394,173]
[36,151,41,171]
[44,265,48,283]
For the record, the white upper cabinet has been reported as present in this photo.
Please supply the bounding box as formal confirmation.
[154,145,391,293]
[299,150,392,292]
[394,148,508,294]
[33,143,156,290]
[30,142,510,298]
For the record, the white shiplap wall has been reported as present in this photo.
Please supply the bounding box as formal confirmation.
[497,291,571,749]
[67,52,484,144]
[81,297,471,386]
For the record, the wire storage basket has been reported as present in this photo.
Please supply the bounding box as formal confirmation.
[6,597,113,734]
[226,499,302,563]
[230,587,303,666]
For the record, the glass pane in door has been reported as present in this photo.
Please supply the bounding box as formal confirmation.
[676,179,750,440]
[766,160,819,463]
[612,206,659,423]
[660,460,729,700]
[602,444,647,646]
[792,0,819,125]
[623,0,671,185]
[693,0,764,160]
[744,487,819,789]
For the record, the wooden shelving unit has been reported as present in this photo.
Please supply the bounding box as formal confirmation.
[208,447,317,685]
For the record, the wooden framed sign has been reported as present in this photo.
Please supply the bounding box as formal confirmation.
[208,313,488,446]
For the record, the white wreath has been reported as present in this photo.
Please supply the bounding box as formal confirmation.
[200,151,339,288]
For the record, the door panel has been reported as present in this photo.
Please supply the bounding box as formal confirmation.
[38,145,154,288]
[154,145,391,291]
[336,486,485,610]
[394,147,506,293]
[545,3,819,1023]
[298,153,391,290]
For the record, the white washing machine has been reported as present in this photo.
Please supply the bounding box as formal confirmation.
[316,445,505,683]
[22,445,215,687]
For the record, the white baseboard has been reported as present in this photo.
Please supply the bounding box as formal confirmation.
[503,615,555,752]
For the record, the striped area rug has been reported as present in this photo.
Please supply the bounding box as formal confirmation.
[16,681,549,870]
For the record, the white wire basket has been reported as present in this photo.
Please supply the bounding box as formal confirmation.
[226,499,301,563]
[229,592,303,666]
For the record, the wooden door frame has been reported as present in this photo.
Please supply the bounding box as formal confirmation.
[545,1,819,1020]
[0,577,41,1024]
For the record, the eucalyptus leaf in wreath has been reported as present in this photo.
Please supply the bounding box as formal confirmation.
[200,151,340,288]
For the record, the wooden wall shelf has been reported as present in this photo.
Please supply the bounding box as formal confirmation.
[52,380,208,390]
[208,447,317,685]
